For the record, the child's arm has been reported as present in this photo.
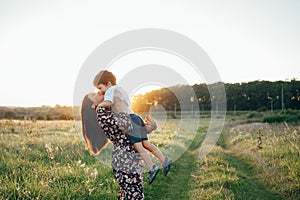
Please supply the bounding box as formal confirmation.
[98,100,112,108]
[97,86,114,109]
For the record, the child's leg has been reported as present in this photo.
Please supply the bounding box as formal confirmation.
[142,140,165,163]
[133,142,155,170]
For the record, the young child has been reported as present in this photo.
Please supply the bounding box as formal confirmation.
[93,70,172,184]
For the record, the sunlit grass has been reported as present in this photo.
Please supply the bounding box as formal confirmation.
[0,120,117,199]
[1,116,299,199]
[214,121,300,199]
[0,118,204,199]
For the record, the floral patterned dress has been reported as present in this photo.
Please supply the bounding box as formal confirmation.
[96,107,144,200]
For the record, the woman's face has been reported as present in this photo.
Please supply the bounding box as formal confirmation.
[93,92,104,104]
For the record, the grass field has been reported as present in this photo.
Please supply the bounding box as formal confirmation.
[0,114,299,199]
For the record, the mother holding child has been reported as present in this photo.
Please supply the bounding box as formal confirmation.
[81,70,172,199]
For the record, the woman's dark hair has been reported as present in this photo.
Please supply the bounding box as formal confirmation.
[81,94,108,155]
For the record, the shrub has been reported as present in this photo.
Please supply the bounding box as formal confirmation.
[263,113,300,124]
[279,109,300,115]
[4,111,17,119]
[247,112,263,119]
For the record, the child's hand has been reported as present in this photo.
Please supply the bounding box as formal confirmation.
[144,116,151,125]
[144,115,157,132]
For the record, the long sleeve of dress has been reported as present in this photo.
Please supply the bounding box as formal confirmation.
[96,107,133,134]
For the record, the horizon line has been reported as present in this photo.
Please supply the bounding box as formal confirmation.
[1,78,299,108]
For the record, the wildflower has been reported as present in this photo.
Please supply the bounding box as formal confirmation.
[90,168,98,177]
[45,143,55,160]
[80,163,86,168]
[89,187,97,195]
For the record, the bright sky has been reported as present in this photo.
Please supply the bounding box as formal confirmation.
[1,0,299,107]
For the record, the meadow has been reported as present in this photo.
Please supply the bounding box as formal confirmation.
[0,113,299,199]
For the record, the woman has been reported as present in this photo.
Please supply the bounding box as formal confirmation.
[82,92,144,199]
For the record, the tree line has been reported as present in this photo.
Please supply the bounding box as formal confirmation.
[131,79,300,113]
[1,80,299,120]
[0,105,74,120]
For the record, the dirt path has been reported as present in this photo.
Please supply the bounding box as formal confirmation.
[145,126,285,200]
[144,149,198,199]
[222,152,283,200]
[144,128,204,199]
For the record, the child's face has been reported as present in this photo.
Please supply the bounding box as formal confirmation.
[97,82,111,94]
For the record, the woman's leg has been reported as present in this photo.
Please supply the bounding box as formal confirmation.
[142,140,165,163]
[118,189,124,200]
[113,169,144,200]
[133,142,154,170]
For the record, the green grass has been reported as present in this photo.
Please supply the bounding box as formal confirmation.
[190,148,282,199]
[214,119,300,199]
[0,120,118,199]
[0,117,299,199]
[145,125,207,199]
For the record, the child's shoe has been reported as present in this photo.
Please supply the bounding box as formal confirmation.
[162,157,172,176]
[148,165,160,184]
